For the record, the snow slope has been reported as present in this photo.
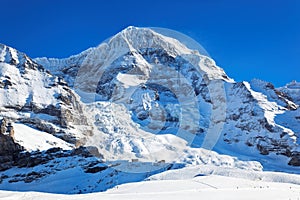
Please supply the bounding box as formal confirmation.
[13,123,73,151]
[1,169,300,200]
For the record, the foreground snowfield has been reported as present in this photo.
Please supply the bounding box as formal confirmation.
[1,165,300,200]
[1,174,300,200]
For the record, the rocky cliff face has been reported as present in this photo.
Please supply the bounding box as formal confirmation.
[0,44,92,145]
[0,118,24,171]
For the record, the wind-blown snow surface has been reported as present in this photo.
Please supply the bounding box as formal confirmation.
[1,166,300,200]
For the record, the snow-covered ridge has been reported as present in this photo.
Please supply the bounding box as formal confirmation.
[250,79,298,109]
[34,47,95,74]
[278,80,300,105]
[34,26,233,87]
[0,43,40,70]
[0,43,92,146]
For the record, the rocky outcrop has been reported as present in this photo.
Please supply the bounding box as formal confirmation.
[0,44,93,146]
[250,79,298,110]
[0,144,103,172]
[0,146,105,186]
[15,146,103,169]
[289,153,300,166]
[0,118,24,171]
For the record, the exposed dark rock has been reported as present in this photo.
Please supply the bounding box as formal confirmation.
[1,79,13,89]
[18,118,57,135]
[0,118,7,134]
[71,146,95,158]
[24,171,47,183]
[288,153,300,166]
[45,147,63,154]
[6,123,14,139]
[0,145,104,173]
[61,65,80,78]
[245,140,254,147]
[86,146,103,158]
[229,114,240,121]
[85,166,108,173]
[18,156,49,168]
[0,121,24,171]
[257,144,269,155]
[137,112,149,120]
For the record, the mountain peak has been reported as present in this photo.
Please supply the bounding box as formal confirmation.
[108,26,196,56]
[0,43,45,73]
[278,80,300,105]
[285,80,300,89]
[34,26,233,90]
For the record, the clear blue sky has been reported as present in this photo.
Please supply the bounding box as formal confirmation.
[1,0,299,86]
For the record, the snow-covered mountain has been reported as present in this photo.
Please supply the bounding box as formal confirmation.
[0,44,92,145]
[0,26,299,194]
[35,26,300,166]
